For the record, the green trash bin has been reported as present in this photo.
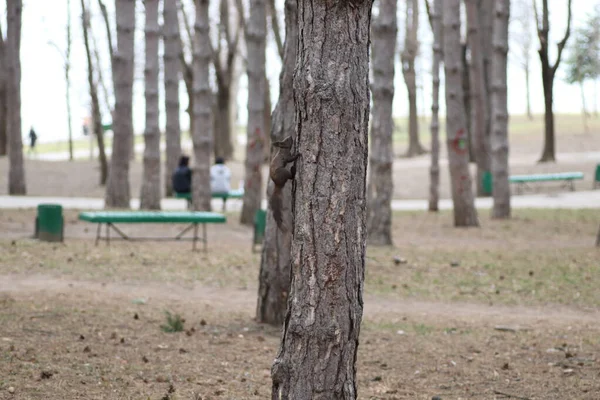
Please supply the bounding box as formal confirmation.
[252,209,267,252]
[482,171,493,196]
[36,204,64,242]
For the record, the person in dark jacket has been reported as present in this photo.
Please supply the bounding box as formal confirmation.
[172,155,192,193]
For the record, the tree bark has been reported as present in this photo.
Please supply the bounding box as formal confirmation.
[490,0,511,219]
[461,42,474,162]
[367,0,396,245]
[239,0,266,226]
[192,0,213,211]
[140,0,161,210]
[81,0,108,185]
[443,0,479,227]
[0,29,7,157]
[105,0,135,208]
[164,0,182,197]
[263,74,272,163]
[256,0,297,327]
[271,1,373,398]
[535,0,573,162]
[428,0,443,212]
[214,75,234,159]
[465,0,489,196]
[6,0,26,195]
[402,0,425,157]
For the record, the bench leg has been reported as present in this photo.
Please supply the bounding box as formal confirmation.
[106,223,110,246]
[203,223,207,252]
[95,223,101,246]
[192,223,198,251]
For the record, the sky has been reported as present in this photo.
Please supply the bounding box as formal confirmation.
[1,0,598,144]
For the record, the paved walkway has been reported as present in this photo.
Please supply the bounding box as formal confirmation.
[1,190,598,211]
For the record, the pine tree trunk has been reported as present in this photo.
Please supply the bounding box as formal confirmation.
[0,41,7,157]
[263,75,272,164]
[140,0,161,210]
[402,0,425,157]
[81,0,108,185]
[271,2,373,398]
[214,78,233,159]
[490,0,511,219]
[466,0,489,196]
[367,0,396,245]
[428,0,442,212]
[256,0,297,327]
[540,70,556,162]
[6,0,26,195]
[240,0,266,226]
[192,0,213,211]
[164,0,182,197]
[461,42,474,162]
[105,0,135,208]
[443,0,479,227]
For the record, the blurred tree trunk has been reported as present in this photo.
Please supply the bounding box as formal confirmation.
[65,0,74,161]
[81,0,108,185]
[466,0,490,196]
[105,0,136,208]
[191,0,213,211]
[6,0,26,195]
[535,0,573,162]
[428,0,443,212]
[256,0,297,327]
[596,224,600,247]
[443,0,478,227]
[402,0,426,157]
[140,0,161,210]
[461,42,474,162]
[270,1,373,397]
[367,0,396,245]
[239,0,266,225]
[490,0,511,218]
[164,0,182,197]
[0,27,7,157]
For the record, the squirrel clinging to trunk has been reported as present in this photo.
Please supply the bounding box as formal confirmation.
[269,136,300,232]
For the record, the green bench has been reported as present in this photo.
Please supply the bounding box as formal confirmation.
[78,211,226,251]
[483,171,584,195]
[175,189,245,211]
[594,164,600,189]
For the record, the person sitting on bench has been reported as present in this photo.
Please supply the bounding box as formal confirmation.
[211,156,231,211]
[172,155,192,195]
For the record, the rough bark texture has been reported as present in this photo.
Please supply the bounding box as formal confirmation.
[535,0,572,162]
[239,0,266,225]
[192,0,213,211]
[466,0,489,196]
[140,0,161,210]
[256,0,297,327]
[401,0,425,157]
[367,0,396,245]
[81,0,108,185]
[164,0,182,197]
[270,2,373,398]
[6,0,26,195]
[443,0,479,227]
[0,27,7,157]
[428,0,442,212]
[490,0,511,218]
[105,0,135,208]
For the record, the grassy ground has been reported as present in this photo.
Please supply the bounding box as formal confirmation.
[0,208,599,399]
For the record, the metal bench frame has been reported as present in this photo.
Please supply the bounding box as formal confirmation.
[512,178,578,195]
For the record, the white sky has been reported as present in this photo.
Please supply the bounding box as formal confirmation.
[1,0,598,143]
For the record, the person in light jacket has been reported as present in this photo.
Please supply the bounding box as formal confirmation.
[210,156,231,211]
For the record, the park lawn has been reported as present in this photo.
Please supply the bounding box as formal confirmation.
[0,207,599,399]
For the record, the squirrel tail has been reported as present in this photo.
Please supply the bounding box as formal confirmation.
[269,185,286,233]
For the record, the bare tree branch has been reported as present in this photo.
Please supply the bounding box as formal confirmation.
[551,0,572,73]
[267,0,283,59]
[424,0,433,31]
[97,0,114,58]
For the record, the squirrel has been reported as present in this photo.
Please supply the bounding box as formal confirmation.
[269,136,300,232]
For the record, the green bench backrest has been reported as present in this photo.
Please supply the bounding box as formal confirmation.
[78,211,227,223]
[509,172,584,183]
[595,165,600,182]
[253,209,267,245]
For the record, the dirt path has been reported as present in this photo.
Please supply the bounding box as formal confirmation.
[2,274,598,328]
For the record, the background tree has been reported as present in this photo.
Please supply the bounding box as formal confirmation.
[367,0,397,245]
[401,0,426,157]
[6,0,26,195]
[239,0,266,225]
[425,0,442,212]
[465,0,490,196]
[564,17,600,133]
[191,0,213,211]
[163,0,182,197]
[490,0,511,219]
[270,1,373,397]
[0,21,7,156]
[256,0,297,326]
[104,0,136,208]
[534,0,573,162]
[81,0,109,185]
[443,0,478,227]
[596,223,600,247]
[140,0,161,210]
[510,0,534,119]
